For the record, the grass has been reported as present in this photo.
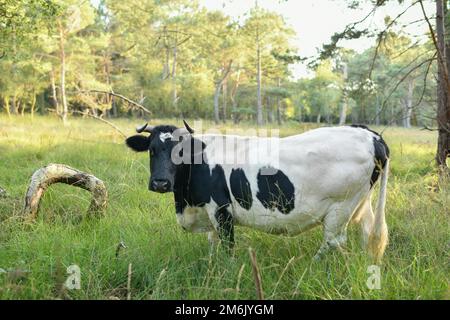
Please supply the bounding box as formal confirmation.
[0,115,448,300]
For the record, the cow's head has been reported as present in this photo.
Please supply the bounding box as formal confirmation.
[125,121,198,193]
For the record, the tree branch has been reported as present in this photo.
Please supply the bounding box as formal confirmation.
[419,0,450,90]
[77,90,152,115]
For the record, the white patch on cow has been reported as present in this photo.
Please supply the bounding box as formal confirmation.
[159,132,173,143]
[176,206,214,233]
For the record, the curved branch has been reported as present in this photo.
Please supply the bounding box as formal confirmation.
[77,90,152,115]
[23,164,108,221]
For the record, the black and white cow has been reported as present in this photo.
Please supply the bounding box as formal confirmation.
[126,122,390,261]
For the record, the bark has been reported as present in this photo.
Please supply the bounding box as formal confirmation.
[214,61,233,124]
[375,96,381,126]
[230,70,241,124]
[50,68,59,114]
[11,94,18,114]
[339,64,348,126]
[222,79,228,123]
[4,96,10,118]
[23,164,108,221]
[339,100,347,126]
[20,99,25,116]
[403,79,414,128]
[162,26,170,80]
[316,113,321,124]
[276,78,282,125]
[172,40,178,110]
[58,20,68,125]
[297,104,303,123]
[103,52,113,117]
[256,41,263,126]
[435,0,450,172]
[267,96,273,123]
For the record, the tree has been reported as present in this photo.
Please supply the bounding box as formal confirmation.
[241,4,295,125]
[429,0,450,174]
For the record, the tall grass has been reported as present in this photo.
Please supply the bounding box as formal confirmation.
[0,115,448,299]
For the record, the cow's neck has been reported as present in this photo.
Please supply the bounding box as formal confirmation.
[173,159,211,214]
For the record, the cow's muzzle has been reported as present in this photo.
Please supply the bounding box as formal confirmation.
[149,179,171,193]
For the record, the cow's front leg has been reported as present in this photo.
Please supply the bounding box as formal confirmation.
[214,204,235,250]
[208,230,220,255]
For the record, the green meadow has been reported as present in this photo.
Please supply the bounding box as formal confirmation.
[0,115,448,299]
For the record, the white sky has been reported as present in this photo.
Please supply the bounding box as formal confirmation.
[202,0,435,78]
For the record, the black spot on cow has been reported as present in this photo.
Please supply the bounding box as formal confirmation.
[211,165,234,247]
[371,136,390,187]
[230,169,253,210]
[349,125,390,187]
[173,162,211,214]
[256,167,295,214]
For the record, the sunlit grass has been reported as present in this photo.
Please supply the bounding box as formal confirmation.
[0,115,448,299]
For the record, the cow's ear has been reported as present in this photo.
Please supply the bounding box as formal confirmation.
[126,135,150,152]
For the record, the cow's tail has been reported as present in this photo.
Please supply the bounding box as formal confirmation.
[368,158,389,264]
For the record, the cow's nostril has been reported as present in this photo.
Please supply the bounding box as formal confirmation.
[150,180,171,193]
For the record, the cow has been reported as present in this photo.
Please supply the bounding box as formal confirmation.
[125,121,390,262]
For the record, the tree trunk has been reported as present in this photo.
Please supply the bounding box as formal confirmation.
[230,70,241,124]
[172,40,178,111]
[58,20,68,125]
[4,96,11,118]
[222,80,227,123]
[267,96,273,123]
[162,26,170,80]
[435,0,450,173]
[339,63,348,126]
[20,99,25,116]
[316,113,321,124]
[214,82,222,124]
[375,95,381,126]
[276,78,282,125]
[214,61,233,124]
[297,104,303,123]
[11,94,18,114]
[50,68,59,114]
[339,99,347,125]
[404,79,414,128]
[256,41,263,126]
[30,93,36,119]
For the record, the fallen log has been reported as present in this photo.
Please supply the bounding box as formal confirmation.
[23,164,108,221]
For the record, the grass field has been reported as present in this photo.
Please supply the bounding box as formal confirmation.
[0,115,448,300]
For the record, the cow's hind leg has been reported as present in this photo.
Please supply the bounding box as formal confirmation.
[313,202,355,260]
[352,194,374,249]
